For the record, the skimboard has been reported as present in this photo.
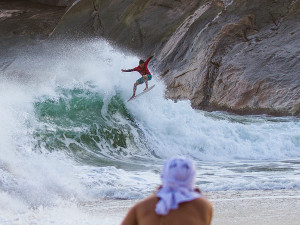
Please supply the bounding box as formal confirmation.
[127,85,155,102]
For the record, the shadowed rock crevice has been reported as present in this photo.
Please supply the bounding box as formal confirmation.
[92,0,104,35]
[200,60,221,108]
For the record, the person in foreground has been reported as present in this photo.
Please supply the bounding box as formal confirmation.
[121,156,213,225]
[121,53,155,100]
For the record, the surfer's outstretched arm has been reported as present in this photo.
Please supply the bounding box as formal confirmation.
[121,69,133,72]
[144,53,156,65]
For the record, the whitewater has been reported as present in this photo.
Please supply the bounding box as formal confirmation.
[0,40,299,224]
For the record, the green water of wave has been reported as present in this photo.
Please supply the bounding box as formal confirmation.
[33,87,150,165]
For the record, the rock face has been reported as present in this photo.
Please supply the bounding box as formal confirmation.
[157,0,300,116]
[52,0,300,116]
[4,0,299,116]
[52,0,203,54]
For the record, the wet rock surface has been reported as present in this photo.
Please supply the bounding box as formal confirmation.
[156,0,300,116]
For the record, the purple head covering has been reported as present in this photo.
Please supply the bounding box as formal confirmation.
[155,156,201,215]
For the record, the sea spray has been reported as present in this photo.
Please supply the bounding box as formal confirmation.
[0,39,299,224]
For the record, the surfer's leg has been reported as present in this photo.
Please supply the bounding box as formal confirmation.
[143,75,148,91]
[132,81,139,97]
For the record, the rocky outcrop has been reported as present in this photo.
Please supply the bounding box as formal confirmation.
[51,0,300,116]
[2,0,299,116]
[157,0,300,116]
[52,0,203,55]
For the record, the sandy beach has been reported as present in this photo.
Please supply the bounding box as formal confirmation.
[92,189,300,225]
[207,189,300,225]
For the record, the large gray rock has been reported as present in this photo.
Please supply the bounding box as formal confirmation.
[52,0,300,116]
[157,0,300,116]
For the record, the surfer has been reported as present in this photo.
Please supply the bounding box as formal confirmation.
[121,53,156,101]
[121,156,213,225]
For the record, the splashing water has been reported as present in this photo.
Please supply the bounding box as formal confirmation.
[0,39,299,224]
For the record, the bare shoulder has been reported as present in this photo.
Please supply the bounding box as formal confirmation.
[133,195,160,222]
[192,196,213,211]
[135,195,158,208]
[194,196,213,206]
[121,196,158,225]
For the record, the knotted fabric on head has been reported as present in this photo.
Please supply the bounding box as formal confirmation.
[155,156,201,215]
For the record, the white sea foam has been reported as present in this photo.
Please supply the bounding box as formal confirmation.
[126,81,300,161]
[5,40,300,162]
[0,39,299,224]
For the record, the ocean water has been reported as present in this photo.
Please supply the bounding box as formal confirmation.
[0,40,299,224]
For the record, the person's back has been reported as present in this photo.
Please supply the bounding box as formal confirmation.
[122,195,213,225]
[121,156,213,225]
